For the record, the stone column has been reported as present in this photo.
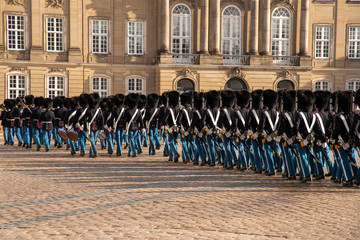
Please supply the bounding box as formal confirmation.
[161,0,170,53]
[68,0,82,61]
[210,0,220,54]
[200,0,209,54]
[261,0,271,55]
[300,0,310,56]
[249,0,259,55]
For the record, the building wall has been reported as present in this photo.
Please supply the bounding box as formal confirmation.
[0,0,359,103]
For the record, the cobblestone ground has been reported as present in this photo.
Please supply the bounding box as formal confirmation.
[0,143,360,240]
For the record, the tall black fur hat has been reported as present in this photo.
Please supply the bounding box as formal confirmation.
[277,90,284,111]
[338,91,353,114]
[107,97,115,110]
[99,98,108,111]
[53,97,59,108]
[137,95,147,109]
[263,89,278,109]
[127,93,139,109]
[44,98,53,109]
[235,90,250,109]
[355,89,360,106]
[315,91,331,110]
[113,94,125,107]
[64,98,71,109]
[331,91,339,112]
[88,93,100,108]
[282,90,297,112]
[16,96,24,105]
[34,97,45,108]
[221,90,236,108]
[5,99,16,109]
[206,90,220,108]
[193,92,204,110]
[180,92,192,107]
[168,91,180,108]
[24,95,34,105]
[159,92,169,107]
[297,90,315,112]
[79,93,89,108]
[58,96,65,108]
[147,94,159,108]
[70,97,80,110]
[251,90,263,110]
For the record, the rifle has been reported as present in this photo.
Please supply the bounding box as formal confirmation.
[209,134,222,151]
[239,138,254,156]
[317,145,333,165]
[304,145,321,164]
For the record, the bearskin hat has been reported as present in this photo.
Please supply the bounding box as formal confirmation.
[15,96,24,105]
[4,99,16,109]
[79,93,89,108]
[58,96,65,108]
[220,90,236,108]
[70,97,80,110]
[331,91,339,112]
[34,97,45,108]
[168,91,180,108]
[355,89,360,106]
[64,98,71,109]
[137,95,147,109]
[277,90,284,111]
[338,91,353,114]
[180,92,192,107]
[127,93,139,109]
[99,98,107,111]
[235,90,250,109]
[263,89,278,109]
[193,92,204,110]
[44,98,53,109]
[53,97,59,108]
[113,94,125,107]
[87,93,100,108]
[315,91,331,110]
[282,90,297,112]
[251,90,263,110]
[159,92,169,107]
[206,90,220,109]
[24,95,34,105]
[147,94,159,108]
[297,90,315,112]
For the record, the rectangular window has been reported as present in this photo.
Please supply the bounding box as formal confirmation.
[128,22,144,55]
[7,15,25,50]
[47,76,64,98]
[92,20,108,54]
[347,81,360,91]
[92,77,108,97]
[349,27,360,59]
[47,17,64,52]
[128,78,143,93]
[314,81,329,91]
[315,26,330,58]
[8,75,26,99]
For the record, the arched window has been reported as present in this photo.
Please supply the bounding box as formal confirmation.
[277,80,294,91]
[346,79,360,91]
[221,6,241,55]
[271,7,291,57]
[92,76,109,97]
[313,80,330,91]
[126,76,145,94]
[8,74,26,99]
[171,4,191,57]
[177,78,194,93]
[224,78,247,91]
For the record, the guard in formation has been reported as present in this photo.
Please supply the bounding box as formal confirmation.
[2,89,360,187]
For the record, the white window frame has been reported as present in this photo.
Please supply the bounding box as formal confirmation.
[7,15,25,51]
[46,75,66,98]
[127,21,144,55]
[91,19,109,54]
[346,79,360,91]
[315,26,331,59]
[271,7,291,57]
[348,26,360,59]
[313,80,330,91]
[126,76,146,94]
[221,5,242,55]
[91,76,110,97]
[171,4,192,55]
[7,74,27,99]
[46,17,64,52]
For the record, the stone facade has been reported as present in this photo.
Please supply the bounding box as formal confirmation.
[0,0,360,102]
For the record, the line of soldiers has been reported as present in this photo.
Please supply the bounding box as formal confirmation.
[1,89,360,187]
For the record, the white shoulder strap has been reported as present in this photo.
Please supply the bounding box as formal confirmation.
[207,109,220,127]
[182,109,192,126]
[141,109,146,119]
[114,108,125,131]
[251,109,260,125]
[126,109,139,135]
[264,111,279,132]
[169,108,178,127]
[89,108,100,126]
[339,114,350,133]
[315,113,325,135]
[284,112,294,128]
[223,108,232,126]
[195,110,202,120]
[147,108,159,131]
[300,112,316,134]
[78,108,88,123]
[236,110,245,127]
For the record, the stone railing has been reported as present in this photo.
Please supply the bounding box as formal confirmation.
[172,54,200,65]
[223,55,250,65]
[273,56,300,66]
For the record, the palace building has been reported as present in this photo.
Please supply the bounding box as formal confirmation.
[0,0,360,102]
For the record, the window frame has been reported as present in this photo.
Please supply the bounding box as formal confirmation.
[90,19,109,54]
[347,25,360,59]
[313,80,331,91]
[346,79,360,91]
[90,75,110,97]
[126,76,146,94]
[46,75,67,98]
[127,21,145,55]
[271,7,291,57]
[6,14,26,51]
[45,16,65,53]
[221,5,242,56]
[7,74,27,99]
[171,3,192,55]
[314,25,331,59]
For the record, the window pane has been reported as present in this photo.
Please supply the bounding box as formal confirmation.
[171,4,191,55]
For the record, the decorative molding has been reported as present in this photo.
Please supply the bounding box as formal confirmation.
[227,67,246,79]
[4,0,25,6]
[170,0,195,9]
[222,0,248,11]
[10,66,27,72]
[49,68,66,73]
[45,0,64,9]
[277,70,296,81]
[177,68,196,78]
[271,0,295,12]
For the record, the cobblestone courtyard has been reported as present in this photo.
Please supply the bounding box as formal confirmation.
[0,144,359,240]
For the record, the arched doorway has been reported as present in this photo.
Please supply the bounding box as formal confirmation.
[277,80,294,91]
[224,78,247,91]
[177,78,194,92]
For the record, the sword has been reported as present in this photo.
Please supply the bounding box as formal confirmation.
[209,134,222,151]
[287,142,300,161]
[344,149,360,168]
[239,139,254,156]
[304,145,321,164]
[318,145,333,165]
[266,139,282,159]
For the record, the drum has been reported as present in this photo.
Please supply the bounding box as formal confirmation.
[58,129,69,141]
[98,130,106,140]
[67,130,79,141]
